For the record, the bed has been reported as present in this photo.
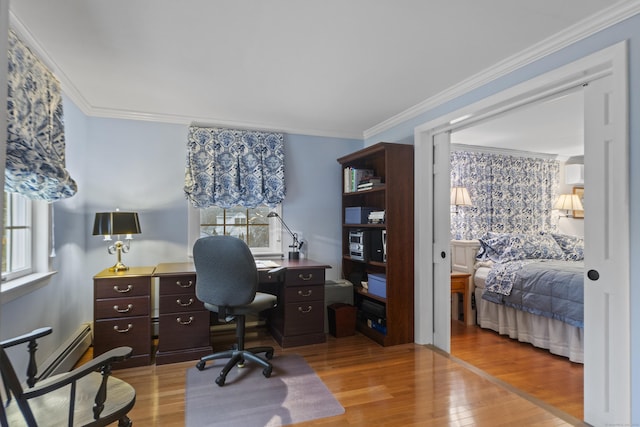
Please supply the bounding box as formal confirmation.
[451,233,584,363]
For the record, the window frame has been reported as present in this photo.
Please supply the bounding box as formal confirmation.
[1,194,55,304]
[187,203,284,259]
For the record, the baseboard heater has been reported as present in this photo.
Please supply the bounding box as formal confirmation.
[39,322,92,379]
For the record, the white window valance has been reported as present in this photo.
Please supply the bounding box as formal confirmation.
[6,30,77,201]
[184,126,286,209]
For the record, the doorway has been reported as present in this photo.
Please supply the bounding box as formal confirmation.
[414,41,630,425]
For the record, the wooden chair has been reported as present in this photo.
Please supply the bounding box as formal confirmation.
[0,327,136,426]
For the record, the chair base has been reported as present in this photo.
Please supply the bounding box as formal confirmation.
[196,346,274,386]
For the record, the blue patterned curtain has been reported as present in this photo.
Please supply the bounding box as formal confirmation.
[184,126,286,208]
[6,30,77,201]
[451,148,559,240]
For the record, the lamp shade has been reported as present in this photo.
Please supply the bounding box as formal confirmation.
[93,212,141,236]
[450,187,473,207]
[553,194,583,211]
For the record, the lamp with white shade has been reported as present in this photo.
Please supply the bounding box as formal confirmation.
[450,186,473,213]
[553,194,584,217]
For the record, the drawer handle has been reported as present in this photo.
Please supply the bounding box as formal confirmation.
[298,305,313,314]
[176,298,194,307]
[113,304,133,313]
[176,316,194,325]
[297,289,313,297]
[113,324,133,333]
[298,273,313,281]
[113,284,133,293]
[176,280,193,288]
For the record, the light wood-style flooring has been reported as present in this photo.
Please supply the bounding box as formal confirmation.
[80,323,586,426]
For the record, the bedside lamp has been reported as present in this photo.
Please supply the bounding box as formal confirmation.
[267,211,302,260]
[450,186,473,214]
[553,194,583,218]
[93,210,141,271]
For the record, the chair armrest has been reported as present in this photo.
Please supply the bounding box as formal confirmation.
[22,346,132,399]
[0,327,52,349]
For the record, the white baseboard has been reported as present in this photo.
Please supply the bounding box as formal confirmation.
[39,323,92,379]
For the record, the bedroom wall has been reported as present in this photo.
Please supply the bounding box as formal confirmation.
[365,12,640,422]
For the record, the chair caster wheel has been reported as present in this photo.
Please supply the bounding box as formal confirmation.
[196,361,206,371]
[263,366,272,378]
[215,376,226,387]
[265,350,274,360]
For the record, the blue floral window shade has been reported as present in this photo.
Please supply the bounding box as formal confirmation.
[5,30,77,201]
[184,126,286,209]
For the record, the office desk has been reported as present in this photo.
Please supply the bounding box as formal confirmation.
[153,259,330,364]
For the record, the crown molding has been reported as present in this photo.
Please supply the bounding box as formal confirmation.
[364,1,640,140]
[8,11,362,141]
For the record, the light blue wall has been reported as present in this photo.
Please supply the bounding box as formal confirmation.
[1,101,362,376]
[365,13,640,423]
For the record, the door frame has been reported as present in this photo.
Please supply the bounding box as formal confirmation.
[414,41,629,422]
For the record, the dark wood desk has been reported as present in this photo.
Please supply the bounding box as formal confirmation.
[93,267,155,369]
[153,259,331,364]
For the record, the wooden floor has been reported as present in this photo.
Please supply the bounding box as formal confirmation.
[80,323,587,426]
[450,320,584,421]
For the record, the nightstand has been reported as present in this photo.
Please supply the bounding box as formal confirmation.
[450,272,471,324]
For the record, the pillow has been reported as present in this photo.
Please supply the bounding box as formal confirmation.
[477,232,564,263]
[509,233,565,261]
[551,233,584,261]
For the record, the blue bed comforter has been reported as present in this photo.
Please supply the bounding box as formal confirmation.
[482,259,584,328]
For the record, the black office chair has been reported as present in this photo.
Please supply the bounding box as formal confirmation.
[193,235,279,386]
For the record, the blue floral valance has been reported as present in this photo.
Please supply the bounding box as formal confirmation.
[451,148,559,240]
[6,30,77,201]
[184,126,286,209]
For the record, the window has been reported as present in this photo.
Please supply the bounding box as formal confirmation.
[2,192,32,281]
[1,192,55,303]
[188,204,282,257]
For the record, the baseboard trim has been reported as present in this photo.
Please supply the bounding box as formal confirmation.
[39,323,92,379]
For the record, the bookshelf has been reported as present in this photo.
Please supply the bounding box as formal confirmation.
[337,142,414,346]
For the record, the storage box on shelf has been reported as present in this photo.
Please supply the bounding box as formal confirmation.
[337,142,414,346]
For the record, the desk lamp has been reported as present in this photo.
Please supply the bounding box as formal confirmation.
[93,210,141,271]
[267,212,302,260]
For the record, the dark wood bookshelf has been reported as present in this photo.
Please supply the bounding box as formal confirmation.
[337,142,414,346]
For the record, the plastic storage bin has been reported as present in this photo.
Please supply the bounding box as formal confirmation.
[367,273,387,298]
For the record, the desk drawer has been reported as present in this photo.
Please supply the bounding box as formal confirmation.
[94,277,150,299]
[159,275,196,295]
[94,316,151,357]
[285,268,325,286]
[285,285,324,303]
[95,296,149,319]
[283,300,324,335]
[159,293,205,313]
[158,310,210,351]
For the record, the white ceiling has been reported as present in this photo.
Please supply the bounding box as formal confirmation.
[9,1,621,142]
[451,90,585,158]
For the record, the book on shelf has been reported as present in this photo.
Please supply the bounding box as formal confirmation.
[344,167,374,193]
[357,182,384,191]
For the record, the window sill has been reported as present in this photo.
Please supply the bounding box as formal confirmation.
[1,271,57,305]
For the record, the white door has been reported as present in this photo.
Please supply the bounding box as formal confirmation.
[432,132,452,351]
[583,74,630,425]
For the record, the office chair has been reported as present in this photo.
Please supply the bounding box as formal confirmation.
[193,235,280,386]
